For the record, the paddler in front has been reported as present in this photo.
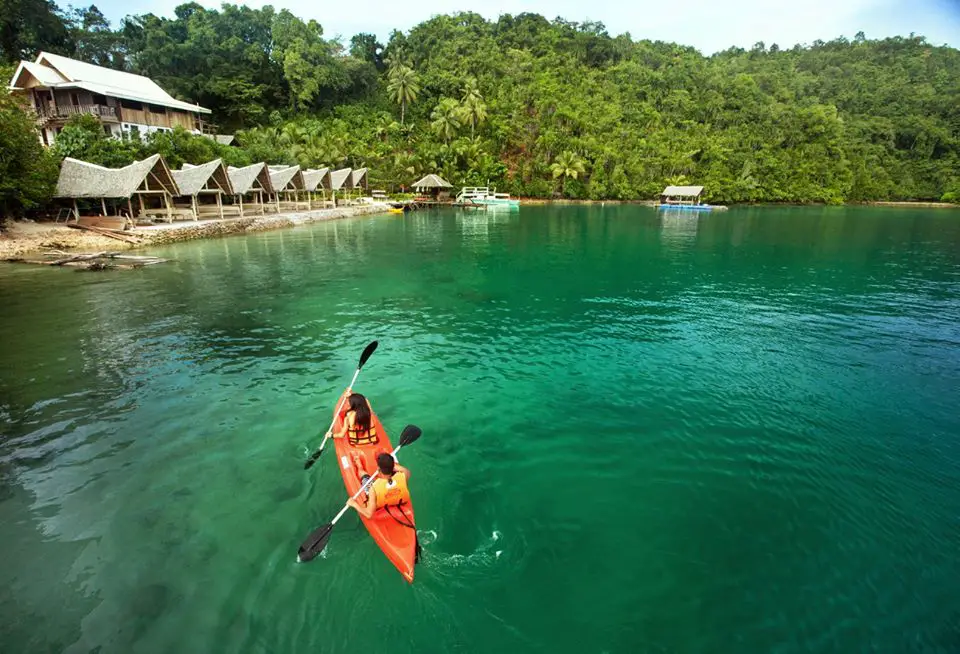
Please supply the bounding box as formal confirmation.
[347,452,412,519]
[328,388,380,446]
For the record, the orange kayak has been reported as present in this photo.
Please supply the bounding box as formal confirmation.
[332,397,417,582]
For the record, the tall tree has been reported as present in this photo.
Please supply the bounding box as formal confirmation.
[0,92,58,218]
[431,98,463,144]
[0,0,72,63]
[460,78,487,138]
[387,64,419,126]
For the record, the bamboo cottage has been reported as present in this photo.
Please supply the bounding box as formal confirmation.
[302,167,332,209]
[269,165,309,212]
[55,153,180,225]
[173,159,235,220]
[227,162,275,216]
[329,168,352,205]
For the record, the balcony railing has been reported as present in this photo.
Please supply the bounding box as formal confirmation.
[35,104,120,122]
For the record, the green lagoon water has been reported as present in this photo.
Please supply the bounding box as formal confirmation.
[1,205,960,653]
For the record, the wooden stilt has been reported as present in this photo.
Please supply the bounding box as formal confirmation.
[239,194,244,218]
[72,199,79,222]
[165,193,172,223]
[216,191,223,219]
[192,195,199,221]
[127,198,133,228]
[101,197,107,216]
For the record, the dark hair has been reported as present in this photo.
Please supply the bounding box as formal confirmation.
[377,453,396,475]
[348,393,371,433]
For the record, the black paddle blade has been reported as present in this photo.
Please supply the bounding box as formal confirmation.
[303,447,323,470]
[297,523,334,562]
[399,424,422,447]
[357,340,378,370]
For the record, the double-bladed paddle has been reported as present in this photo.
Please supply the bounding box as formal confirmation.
[297,424,422,562]
[304,340,379,470]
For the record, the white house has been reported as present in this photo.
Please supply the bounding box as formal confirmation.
[8,52,212,146]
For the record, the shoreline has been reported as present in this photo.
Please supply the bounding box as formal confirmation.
[1,203,390,262]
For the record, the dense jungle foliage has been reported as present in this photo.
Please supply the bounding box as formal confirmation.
[1,0,958,216]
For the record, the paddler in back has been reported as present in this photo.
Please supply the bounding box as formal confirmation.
[348,452,412,519]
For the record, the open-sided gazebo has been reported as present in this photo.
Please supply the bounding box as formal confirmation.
[173,159,235,220]
[55,153,182,225]
[227,162,275,216]
[659,185,705,206]
[269,165,309,211]
[411,173,453,199]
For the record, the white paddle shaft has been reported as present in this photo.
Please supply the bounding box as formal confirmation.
[315,366,362,453]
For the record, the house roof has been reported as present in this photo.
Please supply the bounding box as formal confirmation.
[661,185,704,196]
[173,159,233,196]
[228,163,275,195]
[351,168,369,189]
[302,168,331,191]
[269,165,305,191]
[412,174,452,189]
[10,60,67,88]
[55,154,179,198]
[9,52,211,115]
[329,168,353,191]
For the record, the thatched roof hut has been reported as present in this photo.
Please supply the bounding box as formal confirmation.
[174,159,235,219]
[351,168,369,190]
[303,167,331,192]
[55,153,179,198]
[269,165,305,192]
[225,163,275,217]
[329,168,353,191]
[175,159,233,197]
[411,174,452,191]
[228,162,274,195]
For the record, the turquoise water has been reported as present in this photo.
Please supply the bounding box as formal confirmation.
[1,205,960,653]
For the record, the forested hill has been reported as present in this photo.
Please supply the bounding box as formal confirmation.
[3,3,960,205]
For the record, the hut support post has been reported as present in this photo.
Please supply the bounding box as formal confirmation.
[101,198,107,216]
[127,198,133,228]
[72,199,79,222]
[165,193,172,223]
[239,194,244,218]
[192,195,199,221]
[216,191,223,219]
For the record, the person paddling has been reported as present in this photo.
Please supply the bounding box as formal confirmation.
[347,452,412,519]
[328,389,380,446]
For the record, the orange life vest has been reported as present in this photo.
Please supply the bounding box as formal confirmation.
[346,413,378,446]
[371,471,410,509]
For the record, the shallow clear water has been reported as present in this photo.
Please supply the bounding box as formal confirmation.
[1,205,960,653]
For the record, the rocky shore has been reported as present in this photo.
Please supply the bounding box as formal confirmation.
[0,203,390,261]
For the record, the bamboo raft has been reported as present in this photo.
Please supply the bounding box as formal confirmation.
[12,251,170,271]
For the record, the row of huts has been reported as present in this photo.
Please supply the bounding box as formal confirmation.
[54,154,371,224]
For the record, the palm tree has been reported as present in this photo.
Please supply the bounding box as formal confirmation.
[431,98,462,145]
[460,79,487,138]
[550,151,587,195]
[387,65,419,126]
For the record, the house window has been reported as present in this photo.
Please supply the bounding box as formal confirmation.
[92,93,107,105]
[121,100,143,110]
[71,93,80,106]
[103,125,112,135]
